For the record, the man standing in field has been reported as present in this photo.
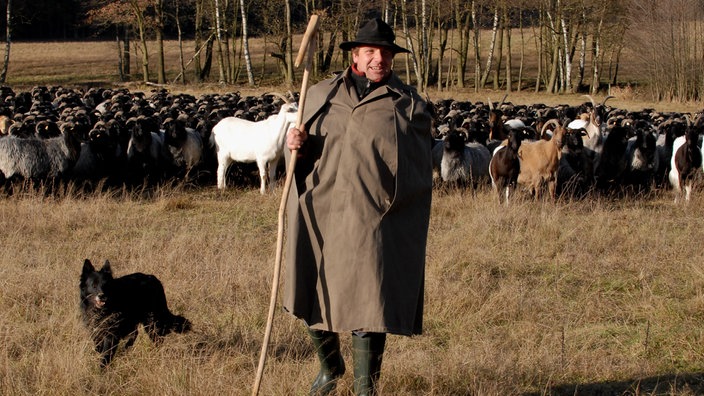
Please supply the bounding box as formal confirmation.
[284,16,433,395]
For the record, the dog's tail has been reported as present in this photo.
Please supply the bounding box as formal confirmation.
[169,314,192,333]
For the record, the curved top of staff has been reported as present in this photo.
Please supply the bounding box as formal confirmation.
[295,15,320,68]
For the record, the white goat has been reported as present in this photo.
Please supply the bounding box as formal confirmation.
[211,101,298,194]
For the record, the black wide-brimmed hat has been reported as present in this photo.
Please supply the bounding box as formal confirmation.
[339,17,410,54]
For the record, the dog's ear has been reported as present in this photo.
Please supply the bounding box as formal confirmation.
[82,259,95,274]
[80,259,95,284]
[100,260,113,277]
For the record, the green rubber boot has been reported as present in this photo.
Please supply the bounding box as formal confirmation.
[352,332,386,396]
[308,328,345,395]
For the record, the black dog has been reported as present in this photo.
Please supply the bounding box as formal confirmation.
[79,258,191,366]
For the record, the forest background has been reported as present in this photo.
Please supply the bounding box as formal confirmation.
[1,0,704,105]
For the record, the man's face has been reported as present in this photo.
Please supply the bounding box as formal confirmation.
[352,45,394,82]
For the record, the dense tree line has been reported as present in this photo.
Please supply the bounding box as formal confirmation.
[2,0,704,102]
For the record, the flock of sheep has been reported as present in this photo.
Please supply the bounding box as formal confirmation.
[0,86,296,193]
[0,85,701,202]
[431,95,704,203]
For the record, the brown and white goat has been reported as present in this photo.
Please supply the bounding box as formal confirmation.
[669,116,703,203]
[489,128,531,205]
[516,119,566,200]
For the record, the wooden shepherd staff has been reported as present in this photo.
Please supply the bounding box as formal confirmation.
[251,14,319,396]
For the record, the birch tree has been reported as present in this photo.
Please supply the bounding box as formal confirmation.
[479,6,499,88]
[414,0,431,90]
[239,0,255,85]
[214,0,227,84]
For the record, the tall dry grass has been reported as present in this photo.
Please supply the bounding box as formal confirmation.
[1,182,704,395]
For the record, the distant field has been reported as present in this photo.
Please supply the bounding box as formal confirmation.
[7,37,704,114]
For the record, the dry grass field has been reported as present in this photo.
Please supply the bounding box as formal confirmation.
[1,185,704,396]
[1,38,704,395]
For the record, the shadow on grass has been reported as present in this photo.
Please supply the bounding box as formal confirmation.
[523,372,704,396]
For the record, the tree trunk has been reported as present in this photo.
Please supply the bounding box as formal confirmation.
[322,29,336,74]
[590,12,604,95]
[139,28,149,83]
[155,0,166,84]
[230,0,239,83]
[547,44,559,93]
[200,37,213,80]
[284,0,294,87]
[454,1,470,89]
[611,45,621,87]
[175,0,186,84]
[115,28,124,82]
[503,4,512,93]
[214,0,227,84]
[472,1,481,92]
[480,7,498,89]
[221,0,233,84]
[560,13,573,93]
[577,29,586,90]
[418,0,430,91]
[545,7,558,93]
[194,0,204,81]
[0,0,10,84]
[129,0,150,83]
[239,0,255,86]
[517,6,525,92]
[436,19,448,91]
[401,0,422,88]
[533,6,543,93]
[123,26,130,76]
[493,23,503,90]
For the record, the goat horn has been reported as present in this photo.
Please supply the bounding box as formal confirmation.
[684,113,692,128]
[602,95,615,106]
[582,94,596,108]
[266,92,290,104]
[499,93,508,106]
[540,118,559,138]
[488,97,493,110]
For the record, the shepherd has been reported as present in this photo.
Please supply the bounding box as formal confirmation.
[284,16,433,395]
